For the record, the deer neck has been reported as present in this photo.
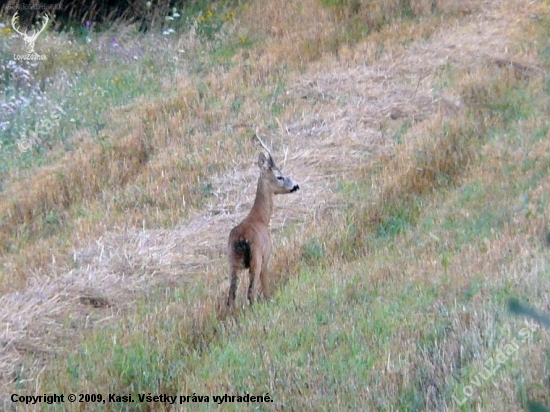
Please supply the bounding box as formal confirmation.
[248,176,274,226]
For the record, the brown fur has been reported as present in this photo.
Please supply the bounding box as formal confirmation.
[226,150,299,307]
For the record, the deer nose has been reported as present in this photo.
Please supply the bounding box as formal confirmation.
[291,184,299,193]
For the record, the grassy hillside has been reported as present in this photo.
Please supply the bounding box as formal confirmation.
[1,0,550,410]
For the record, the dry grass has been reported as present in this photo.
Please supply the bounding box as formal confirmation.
[1,0,549,409]
[0,0,455,287]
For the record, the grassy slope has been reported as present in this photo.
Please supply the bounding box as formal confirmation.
[1,0,550,410]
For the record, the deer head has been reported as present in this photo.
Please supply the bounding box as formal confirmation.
[255,132,299,195]
[257,152,299,194]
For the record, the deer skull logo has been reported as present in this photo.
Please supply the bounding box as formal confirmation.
[12,12,49,54]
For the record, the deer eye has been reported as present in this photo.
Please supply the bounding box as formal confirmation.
[277,176,284,181]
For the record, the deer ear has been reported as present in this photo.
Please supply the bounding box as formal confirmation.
[258,153,269,169]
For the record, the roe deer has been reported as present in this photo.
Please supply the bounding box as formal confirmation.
[226,135,299,307]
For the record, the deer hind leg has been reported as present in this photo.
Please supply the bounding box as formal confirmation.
[259,263,270,301]
[226,267,238,307]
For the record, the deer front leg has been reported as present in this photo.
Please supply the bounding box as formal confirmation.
[248,256,262,305]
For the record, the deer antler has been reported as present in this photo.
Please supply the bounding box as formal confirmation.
[254,128,273,159]
[11,12,49,40]
[11,12,26,37]
[30,14,49,40]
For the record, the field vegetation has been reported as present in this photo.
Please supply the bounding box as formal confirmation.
[1,0,549,410]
